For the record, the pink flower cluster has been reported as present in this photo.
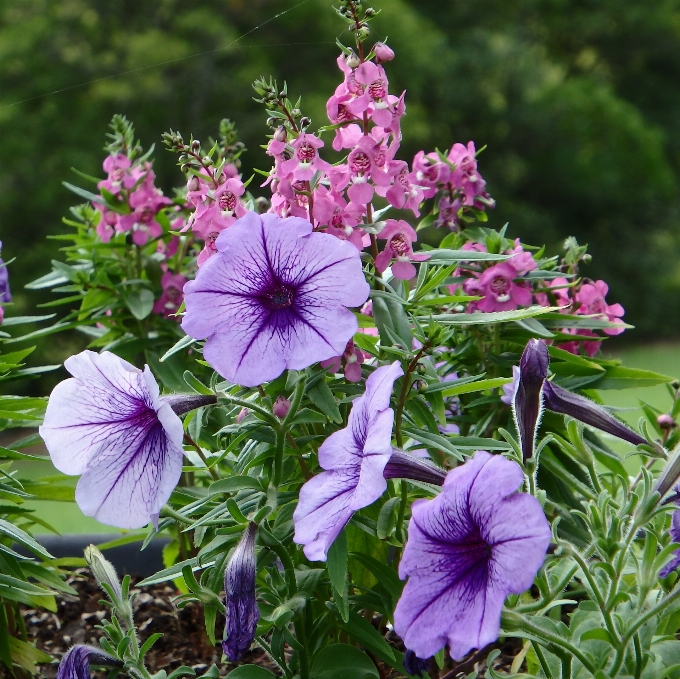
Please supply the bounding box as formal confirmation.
[263,46,437,280]
[413,142,495,231]
[95,155,172,245]
[184,165,248,266]
[453,239,626,356]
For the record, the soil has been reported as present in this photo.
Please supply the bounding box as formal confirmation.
[21,570,521,678]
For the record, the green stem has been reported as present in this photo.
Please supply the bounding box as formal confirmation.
[569,548,621,649]
[396,481,409,542]
[282,375,307,429]
[273,424,286,487]
[256,635,293,678]
[184,433,219,481]
[515,564,578,613]
[532,641,554,679]
[502,611,596,674]
[295,609,311,679]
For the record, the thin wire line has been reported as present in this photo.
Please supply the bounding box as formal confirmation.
[0,0,318,111]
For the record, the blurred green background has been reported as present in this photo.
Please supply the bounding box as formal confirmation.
[3,0,680,373]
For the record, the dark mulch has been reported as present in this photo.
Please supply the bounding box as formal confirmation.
[21,570,521,678]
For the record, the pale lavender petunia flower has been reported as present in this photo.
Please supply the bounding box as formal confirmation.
[57,645,121,679]
[661,508,680,577]
[223,522,260,661]
[293,362,404,561]
[394,451,551,661]
[39,351,213,529]
[181,211,370,387]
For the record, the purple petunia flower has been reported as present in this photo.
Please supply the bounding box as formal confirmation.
[223,522,260,661]
[394,451,551,661]
[40,351,214,529]
[293,362,404,560]
[57,645,121,679]
[0,241,10,304]
[181,211,370,387]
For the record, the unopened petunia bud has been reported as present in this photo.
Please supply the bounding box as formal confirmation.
[162,393,217,416]
[373,41,395,63]
[543,381,646,447]
[512,339,549,462]
[272,396,292,419]
[659,414,676,430]
[383,450,447,486]
[57,645,122,679]
[84,545,123,603]
[346,51,361,69]
[273,125,287,143]
[403,650,430,677]
[223,522,260,662]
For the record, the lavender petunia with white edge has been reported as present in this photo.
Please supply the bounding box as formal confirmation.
[40,351,185,529]
[394,451,551,661]
[181,211,370,387]
[293,361,404,561]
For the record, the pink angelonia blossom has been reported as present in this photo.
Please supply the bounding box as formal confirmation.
[214,178,247,220]
[411,151,450,198]
[94,205,120,243]
[270,178,309,220]
[576,280,625,335]
[383,160,423,215]
[557,328,602,357]
[153,272,188,319]
[98,154,136,195]
[535,276,572,309]
[312,187,365,250]
[373,42,395,63]
[447,141,492,208]
[320,340,366,382]
[375,220,429,280]
[434,196,462,230]
[333,136,391,207]
[477,263,532,312]
[348,62,394,128]
[186,175,212,209]
[326,92,363,151]
[506,239,537,275]
[280,133,332,181]
[117,176,171,245]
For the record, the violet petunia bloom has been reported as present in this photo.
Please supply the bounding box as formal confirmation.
[394,451,551,661]
[293,362,404,561]
[223,522,260,661]
[40,351,214,529]
[182,212,370,387]
[57,645,121,679]
[0,241,10,305]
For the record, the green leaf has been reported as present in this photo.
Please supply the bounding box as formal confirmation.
[9,637,52,673]
[0,519,52,559]
[440,376,511,398]
[225,667,277,679]
[580,627,615,643]
[514,316,555,338]
[372,295,412,349]
[209,476,263,495]
[327,529,348,594]
[22,482,75,501]
[160,334,195,362]
[590,365,674,390]
[307,380,342,423]
[431,305,558,325]
[402,427,463,459]
[329,606,396,663]
[311,643,379,679]
[426,249,509,263]
[126,288,155,320]
[377,497,400,540]
[0,314,56,327]
[183,370,213,395]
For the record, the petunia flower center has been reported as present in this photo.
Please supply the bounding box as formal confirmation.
[263,284,296,310]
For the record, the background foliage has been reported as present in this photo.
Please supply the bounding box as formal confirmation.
[2,0,680,364]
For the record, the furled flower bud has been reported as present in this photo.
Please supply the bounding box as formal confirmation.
[162,393,217,416]
[403,650,430,677]
[273,396,292,419]
[346,51,361,69]
[383,449,447,486]
[223,522,260,662]
[512,339,549,461]
[273,125,287,143]
[57,645,121,679]
[84,545,123,603]
[373,41,395,63]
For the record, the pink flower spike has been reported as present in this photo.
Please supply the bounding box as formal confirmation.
[376,219,429,280]
[477,263,532,312]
